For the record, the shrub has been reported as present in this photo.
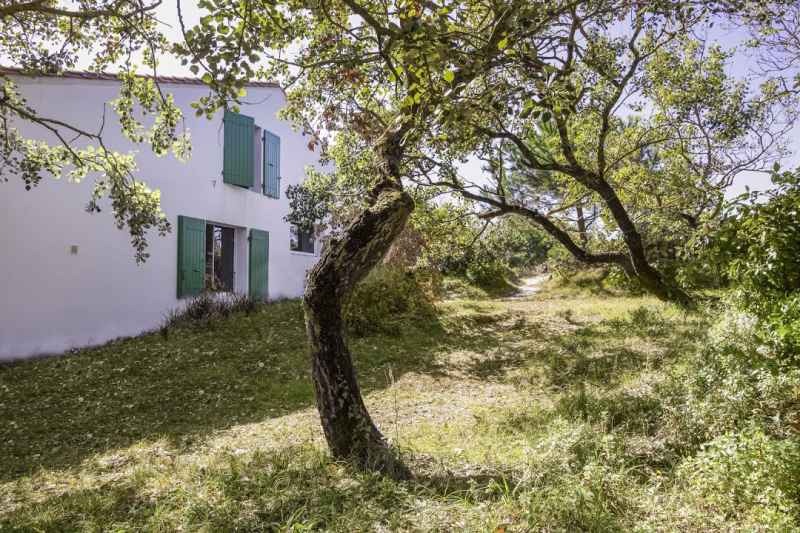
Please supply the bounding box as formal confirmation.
[344,266,437,336]
[658,306,800,455]
[545,244,584,281]
[414,202,548,292]
[712,169,800,358]
[465,260,517,296]
[440,276,493,299]
[672,427,800,530]
[161,293,260,335]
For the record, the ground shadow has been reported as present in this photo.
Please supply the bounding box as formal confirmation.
[0,299,454,482]
[0,444,526,531]
[0,296,704,484]
[2,296,532,483]
[453,303,705,390]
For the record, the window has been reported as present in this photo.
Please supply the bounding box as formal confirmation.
[249,229,269,300]
[223,110,281,199]
[290,225,315,254]
[223,111,255,187]
[263,130,280,198]
[177,216,206,298]
[205,224,235,291]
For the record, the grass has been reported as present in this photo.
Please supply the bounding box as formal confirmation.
[0,278,796,531]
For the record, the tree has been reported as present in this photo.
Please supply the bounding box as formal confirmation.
[179,0,580,475]
[732,1,800,103]
[408,1,784,305]
[0,0,190,262]
[287,0,551,476]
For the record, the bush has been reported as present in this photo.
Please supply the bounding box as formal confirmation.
[344,266,437,336]
[545,244,584,281]
[672,427,800,530]
[658,306,800,455]
[161,293,259,335]
[713,170,800,358]
[414,202,548,292]
[465,260,517,295]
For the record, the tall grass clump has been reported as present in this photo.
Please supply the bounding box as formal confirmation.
[344,266,438,336]
[639,302,800,530]
[160,292,260,336]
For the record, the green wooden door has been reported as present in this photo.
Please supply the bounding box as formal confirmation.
[263,130,280,198]
[223,110,255,187]
[177,215,206,298]
[249,229,269,300]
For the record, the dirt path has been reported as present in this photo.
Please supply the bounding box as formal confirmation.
[508,274,549,299]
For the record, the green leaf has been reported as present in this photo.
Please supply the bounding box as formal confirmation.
[443,70,455,83]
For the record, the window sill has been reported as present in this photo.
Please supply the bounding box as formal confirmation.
[290,251,316,257]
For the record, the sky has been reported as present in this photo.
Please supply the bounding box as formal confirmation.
[700,21,800,196]
[71,3,796,197]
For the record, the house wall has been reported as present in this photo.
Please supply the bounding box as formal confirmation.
[0,75,320,361]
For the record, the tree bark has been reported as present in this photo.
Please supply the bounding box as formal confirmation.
[590,180,693,307]
[460,184,691,306]
[303,178,414,479]
[576,204,588,248]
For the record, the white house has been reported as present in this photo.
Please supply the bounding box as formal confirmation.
[0,71,322,361]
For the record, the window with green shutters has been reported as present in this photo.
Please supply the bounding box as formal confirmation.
[249,229,269,300]
[263,130,280,198]
[223,110,255,187]
[177,215,206,298]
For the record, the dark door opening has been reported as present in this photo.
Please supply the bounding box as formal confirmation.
[205,224,235,291]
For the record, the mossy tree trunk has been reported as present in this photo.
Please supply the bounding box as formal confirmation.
[302,143,414,477]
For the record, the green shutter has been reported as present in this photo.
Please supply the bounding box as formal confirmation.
[263,130,280,198]
[223,110,255,187]
[177,215,206,298]
[249,229,269,300]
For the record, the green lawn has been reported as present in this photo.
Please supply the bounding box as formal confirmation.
[0,282,795,531]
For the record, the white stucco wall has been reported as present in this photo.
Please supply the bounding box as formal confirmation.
[0,75,320,361]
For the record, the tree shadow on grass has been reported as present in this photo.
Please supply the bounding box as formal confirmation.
[0,484,156,532]
[0,298,704,485]
[0,445,523,532]
[453,303,706,390]
[0,300,452,483]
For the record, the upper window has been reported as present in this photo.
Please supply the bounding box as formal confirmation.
[290,225,315,254]
[223,110,255,188]
[263,130,281,198]
[223,110,281,198]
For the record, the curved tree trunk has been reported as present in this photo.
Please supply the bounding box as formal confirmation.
[456,186,692,306]
[303,178,414,478]
[592,183,693,307]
